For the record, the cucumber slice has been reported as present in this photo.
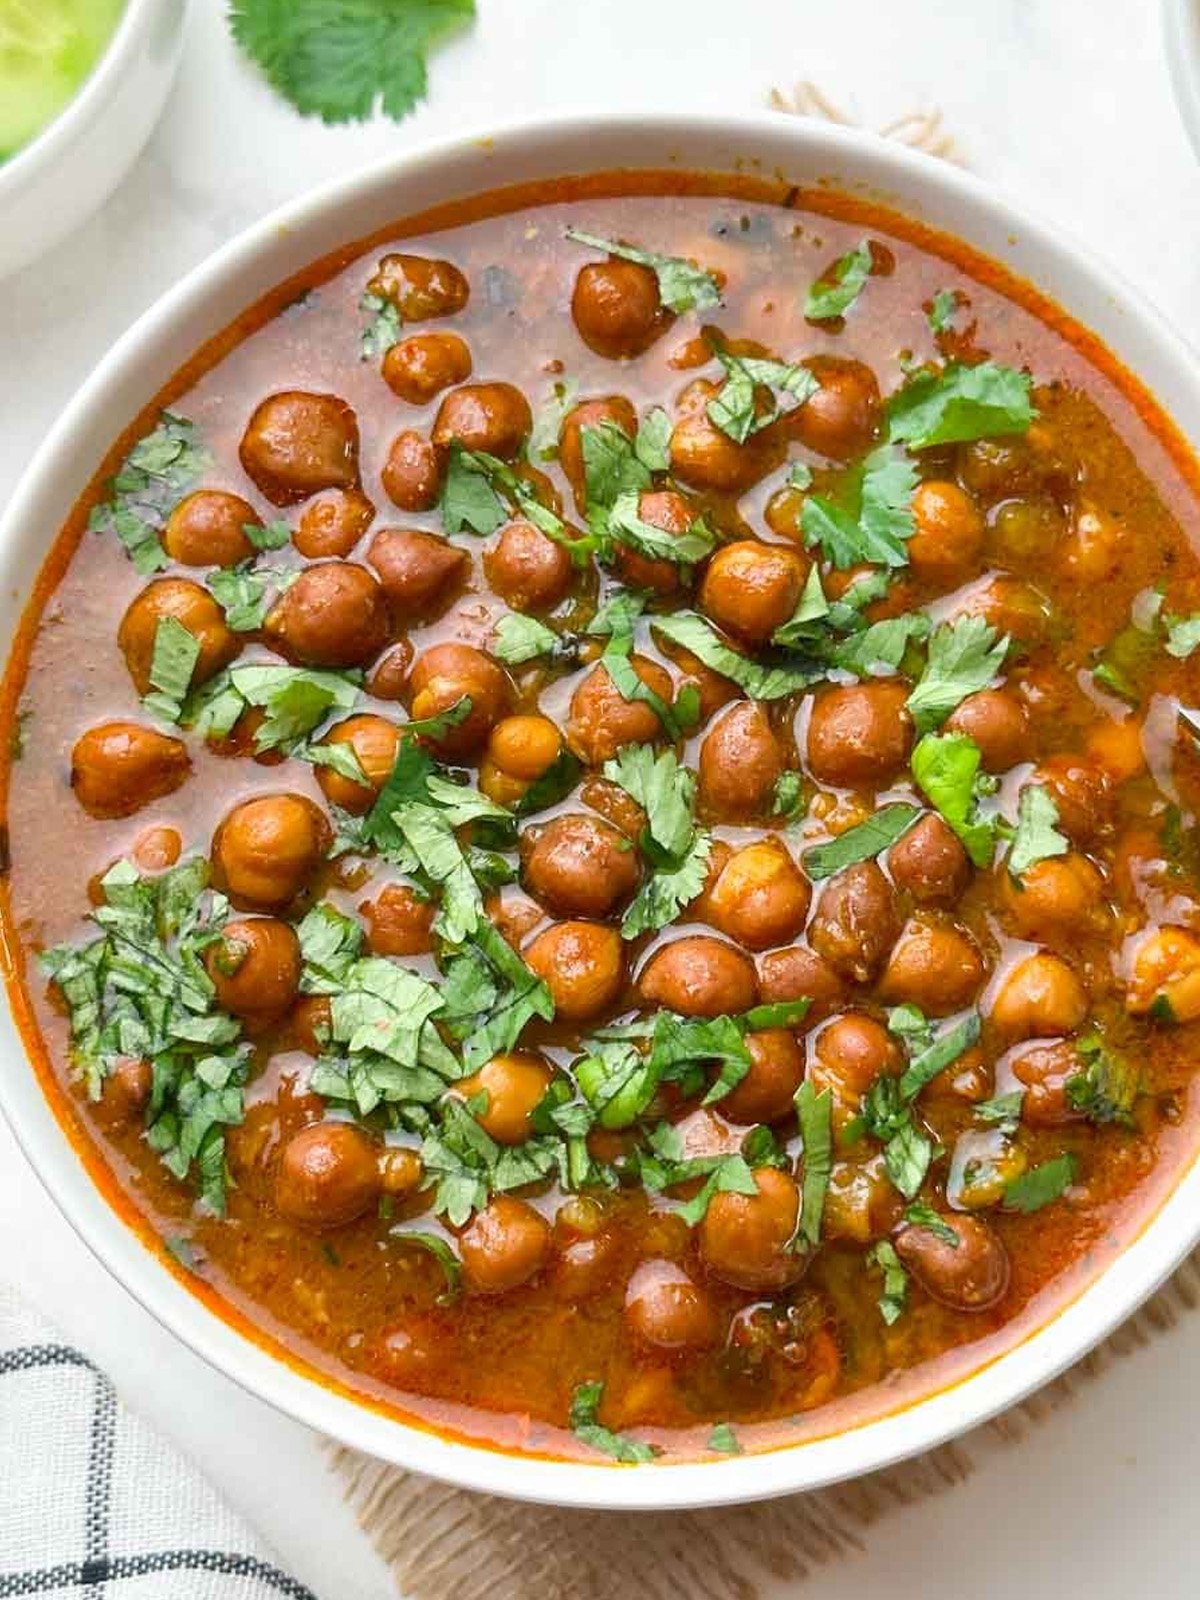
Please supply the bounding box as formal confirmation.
[0,0,125,162]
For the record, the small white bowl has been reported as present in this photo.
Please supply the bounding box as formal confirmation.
[4,111,1200,1510]
[0,0,186,280]
[1164,0,1200,159]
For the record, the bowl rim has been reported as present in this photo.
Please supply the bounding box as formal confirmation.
[5,106,1200,1511]
[1163,0,1200,162]
[0,0,161,196]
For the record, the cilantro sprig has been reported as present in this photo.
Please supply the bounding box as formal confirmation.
[87,413,210,575]
[564,228,721,315]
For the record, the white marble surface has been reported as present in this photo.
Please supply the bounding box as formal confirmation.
[3,0,1200,1595]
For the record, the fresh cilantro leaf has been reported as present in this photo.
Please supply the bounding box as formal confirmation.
[741,999,811,1031]
[1065,1034,1139,1126]
[87,412,209,575]
[600,631,687,739]
[903,1203,959,1246]
[708,1423,741,1455]
[390,1230,462,1303]
[440,443,507,536]
[359,289,403,358]
[927,289,959,336]
[621,830,711,939]
[805,240,873,321]
[1006,784,1069,879]
[245,518,292,551]
[867,1239,908,1324]
[898,1011,981,1100]
[603,745,695,860]
[906,616,1008,734]
[831,612,929,678]
[440,920,554,1069]
[580,421,651,510]
[605,490,715,566]
[974,1090,1024,1134]
[882,1117,934,1199]
[676,1153,759,1226]
[887,1003,934,1054]
[297,903,364,994]
[568,1381,659,1463]
[652,612,820,700]
[588,588,648,640]
[208,566,269,633]
[528,379,578,461]
[771,770,806,822]
[228,0,476,125]
[635,407,672,472]
[190,662,360,751]
[802,803,921,882]
[1003,1153,1077,1213]
[491,614,561,666]
[800,446,917,570]
[511,748,582,817]
[1165,611,1200,659]
[404,694,474,743]
[910,731,998,867]
[705,350,819,444]
[564,228,721,315]
[141,616,201,724]
[888,361,1035,449]
[794,1080,832,1247]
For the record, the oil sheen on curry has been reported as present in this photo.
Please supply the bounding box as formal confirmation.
[6,172,1200,1465]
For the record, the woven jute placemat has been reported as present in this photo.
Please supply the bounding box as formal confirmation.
[327,91,1194,1597]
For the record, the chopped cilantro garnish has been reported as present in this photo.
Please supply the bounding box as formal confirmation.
[975,1089,1025,1134]
[528,378,578,461]
[491,614,562,666]
[390,1230,462,1303]
[705,350,819,443]
[564,228,721,315]
[867,1240,908,1324]
[800,445,917,570]
[1006,784,1069,879]
[927,289,959,336]
[831,612,930,678]
[906,616,1008,735]
[898,1011,981,1100]
[653,612,820,701]
[1065,1035,1139,1126]
[1164,611,1200,659]
[244,518,292,552]
[87,413,209,575]
[1003,1153,1077,1213]
[141,616,200,724]
[605,491,716,567]
[794,1080,832,1247]
[802,803,921,882]
[569,1380,660,1463]
[440,444,508,536]
[229,0,476,125]
[359,289,403,358]
[903,1202,959,1246]
[910,731,999,867]
[187,662,361,751]
[805,240,873,321]
[708,1422,742,1455]
[887,361,1035,449]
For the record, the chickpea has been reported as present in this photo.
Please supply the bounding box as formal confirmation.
[811,1013,901,1101]
[95,1057,153,1129]
[1001,852,1106,941]
[456,1052,554,1146]
[808,861,899,984]
[432,383,532,460]
[578,775,645,841]
[806,682,913,790]
[1086,715,1146,784]
[366,527,468,623]
[290,995,331,1056]
[906,480,984,583]
[294,487,375,558]
[367,641,415,702]
[944,689,1031,772]
[571,258,663,358]
[313,714,401,813]
[888,813,971,907]
[879,915,987,1015]
[951,574,1051,648]
[565,655,674,766]
[133,826,182,872]
[483,520,572,611]
[381,429,444,512]
[658,637,738,725]
[379,1146,424,1199]
[459,1196,551,1294]
[559,396,638,508]
[697,700,785,821]
[479,714,563,806]
[613,490,698,594]
[698,541,807,645]
[991,497,1066,563]
[706,838,812,952]
[265,562,390,668]
[206,917,301,1023]
[624,1260,720,1352]
[382,331,473,405]
[670,378,782,494]
[275,1122,381,1227]
[362,882,436,957]
[408,643,513,756]
[720,1029,806,1124]
[895,1213,1010,1311]
[1007,1039,1086,1127]
[947,1127,1028,1210]
[698,1167,806,1291]
[790,356,881,461]
[1125,925,1200,1022]
[989,951,1088,1038]
[524,921,626,1021]
[118,578,237,695]
[757,944,845,1017]
[486,888,545,952]
[551,1204,622,1300]
[957,437,1043,502]
[823,1153,904,1245]
[212,793,331,909]
[163,489,258,567]
[239,391,359,505]
[1060,504,1127,582]
[367,253,469,319]
[521,813,640,919]
[637,934,758,1018]
[71,722,190,819]
[1025,756,1114,846]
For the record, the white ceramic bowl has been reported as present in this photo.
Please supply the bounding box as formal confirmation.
[0,0,186,280]
[3,111,1200,1510]
[1165,0,1200,160]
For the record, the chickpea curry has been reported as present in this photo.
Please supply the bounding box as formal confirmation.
[7,171,1200,1465]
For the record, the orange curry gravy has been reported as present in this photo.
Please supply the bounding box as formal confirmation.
[5,171,1200,1465]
